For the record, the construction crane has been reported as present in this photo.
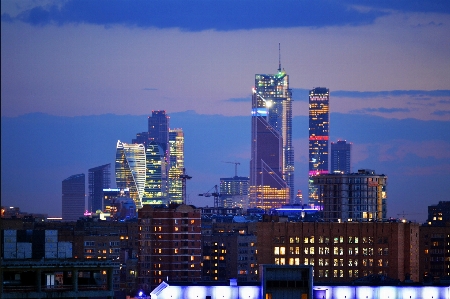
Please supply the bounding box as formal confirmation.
[199,185,221,208]
[179,168,192,205]
[222,161,240,177]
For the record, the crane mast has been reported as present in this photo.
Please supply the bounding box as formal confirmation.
[223,161,241,177]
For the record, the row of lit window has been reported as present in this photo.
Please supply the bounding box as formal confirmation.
[274,246,388,256]
[203,256,225,260]
[274,257,388,267]
[84,248,120,254]
[285,236,375,244]
[317,269,364,278]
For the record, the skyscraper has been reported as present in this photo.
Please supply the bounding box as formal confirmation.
[132,131,150,148]
[62,173,85,221]
[142,141,166,205]
[148,110,169,156]
[167,128,184,204]
[331,140,351,174]
[308,87,330,208]
[250,55,292,210]
[88,163,111,212]
[115,140,146,209]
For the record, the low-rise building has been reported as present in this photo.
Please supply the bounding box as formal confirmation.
[256,221,419,283]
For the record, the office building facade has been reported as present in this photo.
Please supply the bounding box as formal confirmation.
[420,201,450,282]
[426,201,450,226]
[312,169,387,222]
[138,204,202,291]
[142,141,166,205]
[115,140,146,209]
[132,131,150,148]
[88,163,111,212]
[250,63,292,209]
[148,110,170,156]
[219,176,249,209]
[62,173,85,221]
[420,224,450,282]
[308,87,330,208]
[167,128,184,205]
[256,221,419,283]
[331,140,351,174]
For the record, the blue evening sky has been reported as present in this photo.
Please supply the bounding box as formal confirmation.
[1,0,449,221]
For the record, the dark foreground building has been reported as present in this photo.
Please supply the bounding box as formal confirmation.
[1,260,115,299]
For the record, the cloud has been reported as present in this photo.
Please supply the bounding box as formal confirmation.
[2,0,389,30]
[225,97,250,103]
[351,107,410,114]
[432,110,450,116]
[332,90,450,98]
[378,140,450,161]
[1,13,14,23]
[345,0,450,14]
[413,21,444,28]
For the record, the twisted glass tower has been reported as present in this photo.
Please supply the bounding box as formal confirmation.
[115,140,146,209]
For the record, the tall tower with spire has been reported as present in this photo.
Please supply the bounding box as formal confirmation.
[249,45,294,209]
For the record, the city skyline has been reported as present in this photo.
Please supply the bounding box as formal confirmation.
[1,1,450,221]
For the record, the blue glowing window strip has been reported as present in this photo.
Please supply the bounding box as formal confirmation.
[252,108,268,116]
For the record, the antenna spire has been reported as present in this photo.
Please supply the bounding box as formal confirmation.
[278,43,281,72]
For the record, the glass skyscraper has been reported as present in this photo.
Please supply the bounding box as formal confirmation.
[331,140,351,174]
[250,62,293,209]
[88,163,111,212]
[168,128,184,205]
[62,173,85,221]
[142,141,166,205]
[115,140,146,209]
[308,87,330,208]
[148,110,169,156]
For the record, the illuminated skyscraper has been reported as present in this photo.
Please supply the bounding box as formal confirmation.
[115,140,146,209]
[88,163,110,212]
[148,110,170,198]
[168,128,184,204]
[62,173,85,221]
[250,55,292,209]
[148,110,169,155]
[331,140,351,174]
[142,141,166,205]
[308,87,330,208]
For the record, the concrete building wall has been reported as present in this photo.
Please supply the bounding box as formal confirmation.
[255,221,420,283]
